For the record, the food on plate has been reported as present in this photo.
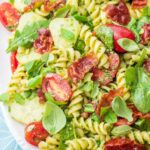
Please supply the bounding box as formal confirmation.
[0,0,150,149]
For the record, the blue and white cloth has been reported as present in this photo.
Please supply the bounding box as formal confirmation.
[0,109,21,150]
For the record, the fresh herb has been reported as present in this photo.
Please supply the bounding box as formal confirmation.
[7,20,49,52]
[118,38,139,52]
[0,93,10,103]
[135,119,150,131]
[14,93,26,105]
[9,0,14,4]
[54,5,70,18]
[100,107,110,117]
[60,28,75,41]
[112,96,133,122]
[143,6,150,16]
[28,75,43,89]
[111,125,132,136]
[82,81,94,92]
[91,113,100,123]
[125,67,150,113]
[45,92,66,105]
[74,39,85,54]
[96,26,114,51]
[84,104,94,113]
[42,102,66,134]
[23,90,32,99]
[104,109,117,124]
[25,60,45,78]
[59,122,76,150]
[91,82,100,100]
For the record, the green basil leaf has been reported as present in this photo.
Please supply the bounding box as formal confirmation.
[25,60,44,78]
[143,6,150,16]
[96,26,113,51]
[54,5,70,18]
[100,106,110,117]
[82,81,94,92]
[7,20,49,52]
[14,93,26,105]
[84,104,94,113]
[23,90,32,99]
[60,28,75,41]
[42,102,66,134]
[111,125,132,136]
[118,38,139,52]
[104,110,117,124]
[28,75,42,89]
[91,113,100,123]
[74,39,85,54]
[135,119,150,131]
[112,96,133,122]
[91,82,100,100]
[0,93,10,103]
[45,92,66,105]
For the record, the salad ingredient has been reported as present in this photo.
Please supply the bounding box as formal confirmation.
[141,24,150,44]
[132,0,147,8]
[0,2,20,31]
[34,28,53,54]
[42,101,66,134]
[10,51,18,73]
[42,74,72,103]
[144,60,150,74]
[107,24,135,53]
[68,53,98,83]
[105,0,130,25]
[25,122,49,146]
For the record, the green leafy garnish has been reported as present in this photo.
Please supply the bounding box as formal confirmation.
[91,113,100,123]
[104,109,117,124]
[7,20,49,52]
[117,38,139,52]
[96,26,114,51]
[74,39,85,54]
[42,102,66,134]
[135,119,150,131]
[25,60,45,78]
[14,93,26,105]
[60,28,75,41]
[111,125,132,136]
[143,6,150,16]
[125,67,150,113]
[112,96,133,122]
[0,93,10,103]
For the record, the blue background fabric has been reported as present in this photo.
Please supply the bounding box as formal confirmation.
[0,109,21,150]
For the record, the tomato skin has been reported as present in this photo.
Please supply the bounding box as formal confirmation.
[0,2,20,31]
[25,122,49,146]
[42,74,72,103]
[10,51,18,73]
[107,24,135,53]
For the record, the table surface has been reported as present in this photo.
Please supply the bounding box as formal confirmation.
[0,109,21,150]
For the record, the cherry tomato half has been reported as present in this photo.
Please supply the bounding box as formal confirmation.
[10,51,18,73]
[25,122,49,146]
[0,2,20,31]
[107,24,135,53]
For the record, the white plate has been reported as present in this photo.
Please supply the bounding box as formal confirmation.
[0,22,37,150]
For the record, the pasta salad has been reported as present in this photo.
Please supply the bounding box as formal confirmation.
[0,0,150,149]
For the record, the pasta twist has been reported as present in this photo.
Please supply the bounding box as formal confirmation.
[101,83,117,93]
[80,25,109,69]
[66,137,98,150]
[67,84,84,117]
[8,64,28,94]
[35,5,49,17]
[123,48,150,66]
[116,65,130,101]
[73,117,112,140]
[127,131,150,144]
[38,134,60,150]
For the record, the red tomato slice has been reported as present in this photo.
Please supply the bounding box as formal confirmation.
[132,0,147,8]
[0,2,20,31]
[25,122,49,146]
[104,138,145,150]
[68,53,98,83]
[42,74,72,103]
[107,24,135,53]
[10,51,18,73]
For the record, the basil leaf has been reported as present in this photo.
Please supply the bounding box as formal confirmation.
[143,6,150,16]
[74,39,85,54]
[23,90,32,99]
[45,92,66,105]
[104,110,117,124]
[112,97,133,122]
[118,38,139,52]
[25,60,45,78]
[14,93,26,105]
[54,5,70,18]
[111,125,132,136]
[91,82,100,100]
[135,119,150,131]
[84,104,94,113]
[7,20,49,52]
[82,81,93,92]
[96,26,114,51]
[91,113,100,123]
[60,28,75,41]
[100,106,110,117]
[42,102,66,134]
[28,75,42,89]
[0,93,10,103]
